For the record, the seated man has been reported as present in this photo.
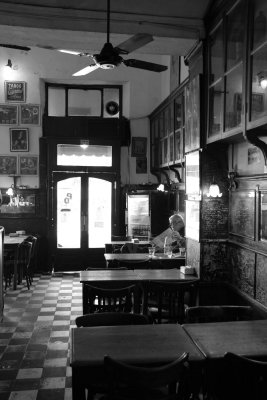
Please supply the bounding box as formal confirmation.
[152,213,186,253]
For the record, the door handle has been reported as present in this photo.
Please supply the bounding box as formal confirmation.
[82,214,88,231]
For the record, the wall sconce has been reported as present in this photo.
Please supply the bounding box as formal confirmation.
[257,71,267,89]
[80,139,89,149]
[206,179,222,198]
[157,184,165,192]
[5,59,13,69]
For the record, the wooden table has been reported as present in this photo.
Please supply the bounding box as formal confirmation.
[70,324,205,400]
[80,269,198,314]
[4,235,28,290]
[104,252,186,268]
[183,319,267,360]
[183,320,267,397]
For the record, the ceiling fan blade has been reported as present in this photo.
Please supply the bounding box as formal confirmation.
[114,34,154,54]
[123,59,168,72]
[59,49,82,56]
[72,64,100,76]
[0,44,30,51]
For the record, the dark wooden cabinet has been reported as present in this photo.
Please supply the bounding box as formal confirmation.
[150,82,187,170]
[207,0,246,143]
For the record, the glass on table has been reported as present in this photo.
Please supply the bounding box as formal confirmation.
[148,247,155,257]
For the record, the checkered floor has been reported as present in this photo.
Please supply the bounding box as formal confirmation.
[0,273,82,400]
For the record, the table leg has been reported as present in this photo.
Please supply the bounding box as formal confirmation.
[13,246,19,290]
[72,367,86,400]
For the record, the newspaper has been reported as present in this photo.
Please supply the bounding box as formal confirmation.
[151,228,173,249]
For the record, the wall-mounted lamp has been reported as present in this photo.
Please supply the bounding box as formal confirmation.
[5,59,13,69]
[207,179,222,198]
[157,184,165,192]
[257,71,267,89]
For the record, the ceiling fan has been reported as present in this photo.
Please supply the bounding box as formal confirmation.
[59,0,168,76]
[0,44,30,51]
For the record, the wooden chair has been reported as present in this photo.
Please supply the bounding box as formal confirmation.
[22,235,37,284]
[104,352,189,400]
[184,305,253,323]
[146,280,199,324]
[75,311,149,327]
[17,240,33,290]
[214,352,267,400]
[83,283,141,314]
[76,312,149,400]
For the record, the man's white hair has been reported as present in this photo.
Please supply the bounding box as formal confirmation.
[169,214,184,224]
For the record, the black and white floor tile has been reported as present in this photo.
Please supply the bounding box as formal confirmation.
[0,274,83,400]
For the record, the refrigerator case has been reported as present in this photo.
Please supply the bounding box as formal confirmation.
[126,192,171,240]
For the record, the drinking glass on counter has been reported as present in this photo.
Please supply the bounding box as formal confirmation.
[148,246,155,257]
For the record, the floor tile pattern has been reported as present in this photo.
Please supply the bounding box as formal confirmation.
[0,274,82,400]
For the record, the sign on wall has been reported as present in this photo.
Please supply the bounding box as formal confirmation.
[4,81,26,102]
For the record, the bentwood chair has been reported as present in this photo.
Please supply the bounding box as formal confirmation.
[75,312,150,400]
[104,352,190,400]
[17,240,33,290]
[146,280,199,324]
[184,305,253,323]
[82,283,140,314]
[214,352,267,400]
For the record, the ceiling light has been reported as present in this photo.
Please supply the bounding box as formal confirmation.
[207,180,222,198]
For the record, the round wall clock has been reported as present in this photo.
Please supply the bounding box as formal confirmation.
[105,101,119,116]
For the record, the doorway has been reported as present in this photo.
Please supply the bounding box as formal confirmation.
[51,171,115,271]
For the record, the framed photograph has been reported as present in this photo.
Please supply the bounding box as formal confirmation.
[0,104,18,125]
[131,137,147,157]
[20,104,40,125]
[136,157,147,174]
[0,155,17,175]
[10,128,29,152]
[4,81,26,102]
[19,155,38,175]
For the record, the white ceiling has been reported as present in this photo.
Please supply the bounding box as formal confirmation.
[0,0,211,56]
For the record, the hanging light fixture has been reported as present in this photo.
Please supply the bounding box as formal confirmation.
[207,178,222,198]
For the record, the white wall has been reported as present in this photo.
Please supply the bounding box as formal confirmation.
[0,47,171,188]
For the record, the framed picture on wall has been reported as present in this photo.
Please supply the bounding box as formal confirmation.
[20,104,41,125]
[131,137,147,157]
[10,128,29,152]
[19,155,38,175]
[4,81,26,102]
[0,155,17,175]
[0,104,18,125]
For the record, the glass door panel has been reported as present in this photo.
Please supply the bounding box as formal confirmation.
[57,177,81,248]
[88,177,112,248]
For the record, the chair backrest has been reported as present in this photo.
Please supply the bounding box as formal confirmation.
[104,352,189,400]
[147,280,199,324]
[83,283,140,314]
[184,305,253,323]
[76,311,149,327]
[18,240,33,270]
[221,352,267,400]
[24,235,38,269]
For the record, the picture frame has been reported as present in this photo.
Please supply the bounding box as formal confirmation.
[131,137,147,157]
[20,104,41,125]
[4,81,26,102]
[0,104,18,125]
[0,155,17,175]
[19,155,38,175]
[10,128,29,152]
